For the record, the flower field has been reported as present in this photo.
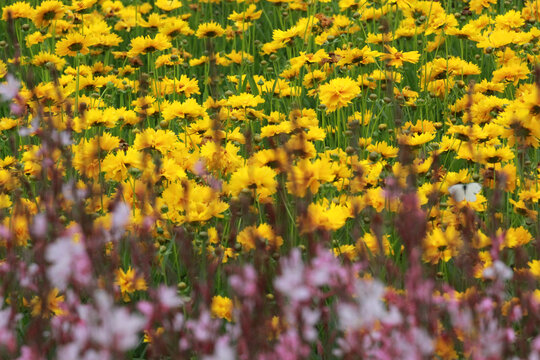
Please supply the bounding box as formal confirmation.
[0,0,539,358]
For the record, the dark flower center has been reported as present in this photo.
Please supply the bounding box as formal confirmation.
[43,10,57,21]
[68,42,83,52]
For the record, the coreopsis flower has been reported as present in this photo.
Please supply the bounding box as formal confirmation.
[211,296,233,321]
[398,132,436,147]
[271,26,301,44]
[303,70,327,88]
[29,32,52,49]
[357,232,393,256]
[101,148,144,182]
[31,51,66,70]
[382,46,420,67]
[156,0,182,11]
[529,260,540,279]
[70,0,98,13]
[159,18,193,38]
[127,34,172,57]
[162,98,206,121]
[260,40,285,55]
[423,226,463,264]
[492,62,529,85]
[286,158,335,197]
[495,10,525,31]
[469,0,497,14]
[92,32,123,49]
[182,187,229,222]
[29,288,65,318]
[55,33,93,56]
[236,223,283,251]
[143,327,165,344]
[318,77,360,113]
[299,201,352,233]
[0,60,6,78]
[34,0,65,27]
[199,141,243,175]
[480,145,515,164]
[115,266,148,301]
[133,128,178,154]
[2,1,35,20]
[227,93,265,108]
[139,13,165,29]
[335,45,381,67]
[226,165,278,202]
[367,141,399,158]
[504,227,533,248]
[477,29,516,49]
[195,21,225,38]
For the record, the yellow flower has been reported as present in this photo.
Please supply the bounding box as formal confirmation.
[381,46,420,67]
[211,295,233,321]
[31,51,66,70]
[398,132,436,147]
[56,33,93,57]
[423,226,462,264]
[127,34,172,57]
[156,0,182,11]
[228,4,262,23]
[300,201,351,233]
[195,21,225,38]
[134,128,178,154]
[335,45,381,67]
[529,260,540,279]
[29,288,65,318]
[434,334,458,360]
[115,266,148,301]
[492,62,529,85]
[69,0,98,13]
[480,145,515,164]
[469,0,496,14]
[227,93,265,108]
[226,165,278,203]
[236,223,283,251]
[357,232,393,256]
[143,327,165,343]
[504,227,533,248]
[0,60,6,78]
[286,158,335,197]
[367,141,399,158]
[34,0,65,27]
[2,1,35,21]
[318,77,360,113]
[333,244,358,260]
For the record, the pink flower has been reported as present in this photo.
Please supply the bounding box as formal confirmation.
[157,285,184,310]
[274,249,311,302]
[0,305,17,352]
[0,74,20,102]
[111,202,130,232]
[30,213,47,238]
[45,235,91,290]
[202,336,235,360]
[17,346,43,360]
[229,265,257,297]
[90,291,146,352]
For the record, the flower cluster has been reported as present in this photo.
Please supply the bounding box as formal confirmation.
[0,0,538,358]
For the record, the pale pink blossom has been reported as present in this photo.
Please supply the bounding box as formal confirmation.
[45,235,91,290]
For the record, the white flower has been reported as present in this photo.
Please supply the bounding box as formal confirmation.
[482,260,513,281]
[45,235,91,290]
[338,279,401,331]
[0,74,20,101]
